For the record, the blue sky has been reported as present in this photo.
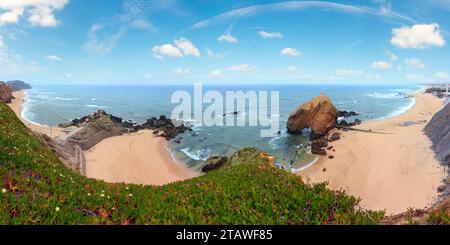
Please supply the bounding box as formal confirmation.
[0,0,449,85]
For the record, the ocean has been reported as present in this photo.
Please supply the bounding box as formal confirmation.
[22,84,421,171]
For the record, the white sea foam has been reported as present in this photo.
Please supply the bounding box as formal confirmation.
[55,97,78,101]
[180,147,211,161]
[365,92,404,99]
[84,104,109,109]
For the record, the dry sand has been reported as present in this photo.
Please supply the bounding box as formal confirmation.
[299,92,446,214]
[9,91,64,137]
[84,130,200,186]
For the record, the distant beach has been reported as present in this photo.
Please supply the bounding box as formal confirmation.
[299,91,446,214]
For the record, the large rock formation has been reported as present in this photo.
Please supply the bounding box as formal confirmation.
[287,94,338,138]
[425,103,450,165]
[7,80,32,92]
[66,110,127,150]
[0,82,13,103]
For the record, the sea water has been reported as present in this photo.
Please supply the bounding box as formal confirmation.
[22,84,420,170]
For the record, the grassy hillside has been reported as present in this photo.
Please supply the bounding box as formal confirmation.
[0,101,384,224]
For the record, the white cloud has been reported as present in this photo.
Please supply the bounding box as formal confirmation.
[435,72,450,80]
[281,48,301,56]
[205,48,224,59]
[371,61,392,69]
[335,69,364,77]
[388,53,398,61]
[405,58,425,69]
[130,18,154,30]
[84,24,126,54]
[391,23,445,49]
[258,31,283,39]
[210,69,223,77]
[226,64,257,73]
[46,55,62,62]
[66,73,72,78]
[191,1,414,29]
[173,68,190,75]
[218,34,237,43]
[0,8,24,26]
[174,37,200,57]
[152,44,183,59]
[0,35,4,48]
[0,0,68,27]
[152,37,200,59]
[287,65,300,72]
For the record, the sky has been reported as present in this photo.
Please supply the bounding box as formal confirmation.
[0,0,449,85]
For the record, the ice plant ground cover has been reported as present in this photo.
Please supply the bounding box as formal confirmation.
[0,101,385,224]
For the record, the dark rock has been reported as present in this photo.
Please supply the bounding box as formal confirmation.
[322,168,326,172]
[328,155,334,159]
[311,145,327,155]
[329,132,341,142]
[326,146,333,150]
[202,156,228,172]
[338,110,359,118]
[437,185,446,193]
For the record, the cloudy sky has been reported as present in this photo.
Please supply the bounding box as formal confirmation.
[0,0,449,84]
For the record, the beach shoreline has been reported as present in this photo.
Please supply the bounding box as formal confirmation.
[298,91,446,214]
[8,90,200,186]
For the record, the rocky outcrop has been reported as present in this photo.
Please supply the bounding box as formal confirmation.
[0,82,13,103]
[424,103,450,165]
[60,110,192,150]
[202,148,276,172]
[202,156,228,172]
[7,80,32,92]
[228,147,276,167]
[287,94,338,138]
[66,110,127,150]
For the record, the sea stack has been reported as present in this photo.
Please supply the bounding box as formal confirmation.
[0,81,13,104]
[286,93,338,138]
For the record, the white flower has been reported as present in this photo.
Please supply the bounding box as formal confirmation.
[128,193,133,197]
[101,190,105,193]
[87,193,91,196]
[100,193,105,197]
[55,207,60,212]
[107,196,110,199]
[1,188,6,194]
[125,187,129,190]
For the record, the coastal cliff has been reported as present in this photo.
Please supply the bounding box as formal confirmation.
[425,102,450,164]
[0,82,13,103]
[7,80,32,92]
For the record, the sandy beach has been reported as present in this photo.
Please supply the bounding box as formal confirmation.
[84,130,200,186]
[9,90,200,186]
[299,91,446,214]
[9,91,64,137]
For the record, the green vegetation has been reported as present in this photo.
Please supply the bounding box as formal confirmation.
[0,102,385,224]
